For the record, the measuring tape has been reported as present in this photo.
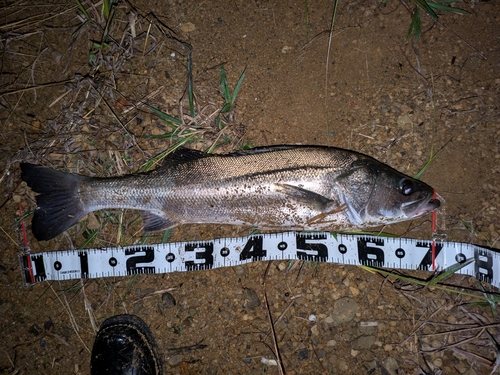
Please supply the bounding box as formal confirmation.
[18,231,499,288]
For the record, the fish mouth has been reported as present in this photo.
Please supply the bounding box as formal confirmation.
[401,197,440,218]
[412,198,440,217]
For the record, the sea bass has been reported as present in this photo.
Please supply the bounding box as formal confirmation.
[20,146,440,241]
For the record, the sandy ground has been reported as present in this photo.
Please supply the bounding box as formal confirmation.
[1,0,500,374]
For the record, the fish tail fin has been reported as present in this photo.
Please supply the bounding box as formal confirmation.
[21,163,89,241]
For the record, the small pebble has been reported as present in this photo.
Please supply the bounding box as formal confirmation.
[161,292,176,308]
[298,348,308,361]
[182,316,194,328]
[383,357,399,375]
[332,297,359,325]
[234,265,246,276]
[433,357,443,367]
[351,335,375,350]
[243,288,260,308]
[133,302,143,314]
[179,22,196,33]
[261,357,277,365]
[168,354,183,366]
[44,319,54,331]
[29,324,42,336]
[327,339,337,347]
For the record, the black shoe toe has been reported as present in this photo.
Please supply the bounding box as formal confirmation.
[91,314,162,375]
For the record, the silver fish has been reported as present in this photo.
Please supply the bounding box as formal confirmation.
[20,146,440,241]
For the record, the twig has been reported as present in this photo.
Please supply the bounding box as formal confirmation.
[400,304,445,345]
[0,79,76,95]
[81,280,98,333]
[132,287,178,303]
[324,0,340,144]
[435,19,486,59]
[467,112,500,131]
[422,321,500,336]
[419,328,485,353]
[262,262,285,374]
[310,340,329,374]
[48,281,90,353]
[263,294,302,340]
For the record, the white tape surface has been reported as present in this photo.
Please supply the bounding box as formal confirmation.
[20,232,499,288]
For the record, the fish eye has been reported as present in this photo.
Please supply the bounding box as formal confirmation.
[399,179,414,196]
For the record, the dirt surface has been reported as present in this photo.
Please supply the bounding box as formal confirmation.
[1,0,500,374]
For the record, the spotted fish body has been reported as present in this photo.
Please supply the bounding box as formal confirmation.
[21,146,440,241]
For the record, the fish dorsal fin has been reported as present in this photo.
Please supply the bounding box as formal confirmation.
[161,147,207,166]
[228,145,297,156]
[162,146,301,164]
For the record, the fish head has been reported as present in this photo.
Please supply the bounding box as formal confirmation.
[336,159,440,226]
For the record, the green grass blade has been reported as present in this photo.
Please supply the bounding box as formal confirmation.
[142,133,185,140]
[231,67,247,103]
[361,265,500,302]
[477,282,498,317]
[414,138,450,179]
[219,66,246,114]
[75,0,90,21]
[427,1,469,14]
[161,229,173,243]
[360,266,428,286]
[102,5,116,41]
[144,104,183,126]
[137,232,152,245]
[80,229,99,248]
[102,0,115,20]
[341,230,398,238]
[220,66,231,103]
[138,134,196,172]
[186,50,195,117]
[221,103,232,113]
[407,7,422,41]
[414,0,438,20]
[428,258,474,285]
[205,140,219,154]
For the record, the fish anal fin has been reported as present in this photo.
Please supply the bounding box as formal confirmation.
[141,211,176,232]
[275,184,339,212]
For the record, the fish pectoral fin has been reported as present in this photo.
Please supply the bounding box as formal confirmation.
[275,184,339,212]
[306,204,348,225]
[141,212,176,232]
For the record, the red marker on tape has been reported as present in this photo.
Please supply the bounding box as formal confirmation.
[431,190,437,270]
[18,206,35,285]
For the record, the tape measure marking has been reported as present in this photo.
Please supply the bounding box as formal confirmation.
[19,232,498,288]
